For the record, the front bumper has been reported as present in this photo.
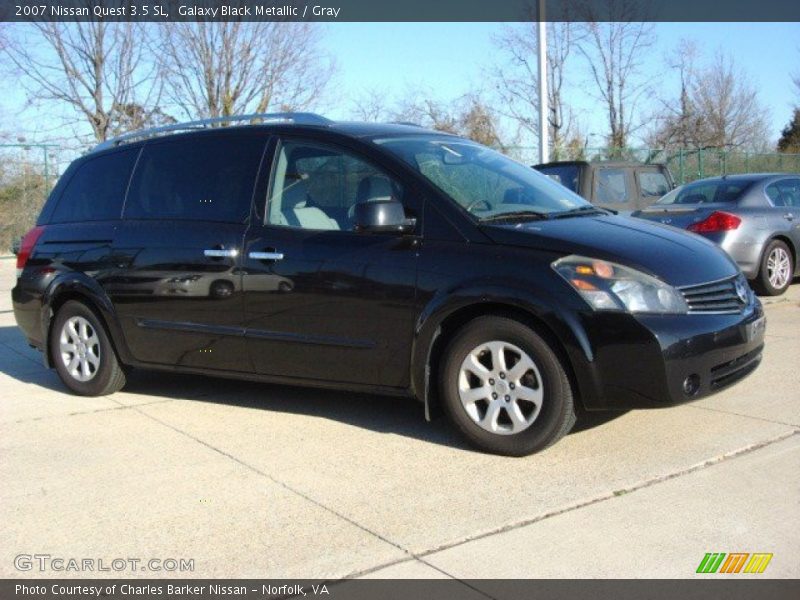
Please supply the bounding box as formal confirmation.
[573,300,765,409]
[12,282,45,350]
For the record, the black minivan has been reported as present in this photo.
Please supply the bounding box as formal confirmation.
[12,114,766,456]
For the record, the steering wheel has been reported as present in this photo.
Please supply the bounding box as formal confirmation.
[466,199,492,213]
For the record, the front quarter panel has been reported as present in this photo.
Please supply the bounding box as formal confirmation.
[411,239,599,410]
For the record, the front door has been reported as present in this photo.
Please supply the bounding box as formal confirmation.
[765,177,800,259]
[109,132,268,372]
[241,138,420,388]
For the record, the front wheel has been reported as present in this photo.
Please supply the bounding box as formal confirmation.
[439,316,576,456]
[50,300,126,396]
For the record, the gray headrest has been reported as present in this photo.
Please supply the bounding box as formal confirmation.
[357,176,394,204]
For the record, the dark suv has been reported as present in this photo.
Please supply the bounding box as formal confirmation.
[12,114,765,456]
[534,160,675,213]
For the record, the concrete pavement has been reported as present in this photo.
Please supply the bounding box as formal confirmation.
[1,258,798,579]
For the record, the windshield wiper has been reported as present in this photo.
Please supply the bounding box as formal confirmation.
[479,210,550,223]
[550,205,610,219]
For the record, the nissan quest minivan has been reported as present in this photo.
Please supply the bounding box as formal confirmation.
[12,114,766,456]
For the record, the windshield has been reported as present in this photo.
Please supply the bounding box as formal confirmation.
[374,135,591,220]
[656,180,753,206]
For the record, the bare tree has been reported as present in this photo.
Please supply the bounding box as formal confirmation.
[110,104,176,133]
[6,20,157,142]
[689,52,769,149]
[793,54,800,102]
[350,88,392,122]
[647,38,702,149]
[577,2,656,151]
[492,22,581,155]
[158,22,333,119]
[395,91,507,147]
[649,48,769,151]
[394,93,460,133]
[458,95,507,149]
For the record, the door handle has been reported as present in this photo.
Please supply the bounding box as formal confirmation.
[249,251,284,261]
[204,248,238,258]
[785,213,794,221]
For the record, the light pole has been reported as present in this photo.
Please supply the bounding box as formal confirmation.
[537,0,549,164]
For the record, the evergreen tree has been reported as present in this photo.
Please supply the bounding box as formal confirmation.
[777,108,800,153]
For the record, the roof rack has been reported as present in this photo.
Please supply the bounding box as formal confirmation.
[94,112,332,152]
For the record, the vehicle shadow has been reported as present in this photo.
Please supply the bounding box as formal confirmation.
[572,403,629,433]
[0,325,627,451]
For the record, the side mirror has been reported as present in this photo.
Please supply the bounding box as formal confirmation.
[353,200,416,234]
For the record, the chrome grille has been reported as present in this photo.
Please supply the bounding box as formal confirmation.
[679,275,749,314]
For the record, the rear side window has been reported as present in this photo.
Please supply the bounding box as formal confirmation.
[595,168,630,204]
[766,178,800,207]
[656,180,752,205]
[125,135,265,223]
[638,171,670,197]
[535,165,579,192]
[50,149,138,223]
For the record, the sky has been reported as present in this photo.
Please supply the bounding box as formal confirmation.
[322,22,800,147]
[3,21,800,157]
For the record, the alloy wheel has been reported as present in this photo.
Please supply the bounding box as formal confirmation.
[458,341,544,435]
[59,316,101,382]
[767,246,791,290]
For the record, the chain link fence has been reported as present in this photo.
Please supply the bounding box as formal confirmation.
[0,144,61,254]
[505,146,800,185]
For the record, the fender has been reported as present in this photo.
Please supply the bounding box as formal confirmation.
[40,273,133,368]
[409,279,599,419]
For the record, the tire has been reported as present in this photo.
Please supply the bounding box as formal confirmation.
[50,300,126,396]
[439,316,576,456]
[754,240,794,296]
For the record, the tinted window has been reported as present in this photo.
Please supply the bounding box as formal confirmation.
[267,141,403,231]
[638,171,670,197]
[766,179,800,207]
[656,180,752,205]
[535,165,579,192]
[595,168,630,204]
[125,135,265,223]
[50,149,138,223]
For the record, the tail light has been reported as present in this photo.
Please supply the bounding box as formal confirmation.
[687,211,742,233]
[15,225,46,278]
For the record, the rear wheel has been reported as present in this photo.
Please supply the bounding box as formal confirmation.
[439,316,576,456]
[754,240,793,296]
[50,301,126,396]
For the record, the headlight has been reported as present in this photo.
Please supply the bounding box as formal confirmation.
[552,255,688,314]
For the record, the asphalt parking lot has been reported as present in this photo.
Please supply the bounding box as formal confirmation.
[1,257,798,581]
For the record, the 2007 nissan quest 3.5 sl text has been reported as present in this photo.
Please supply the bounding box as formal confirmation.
[12,114,767,456]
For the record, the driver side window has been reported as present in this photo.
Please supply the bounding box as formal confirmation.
[267,141,403,231]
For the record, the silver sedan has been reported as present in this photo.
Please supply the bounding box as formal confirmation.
[633,174,800,295]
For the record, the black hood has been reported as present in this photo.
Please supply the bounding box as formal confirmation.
[481,215,739,287]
